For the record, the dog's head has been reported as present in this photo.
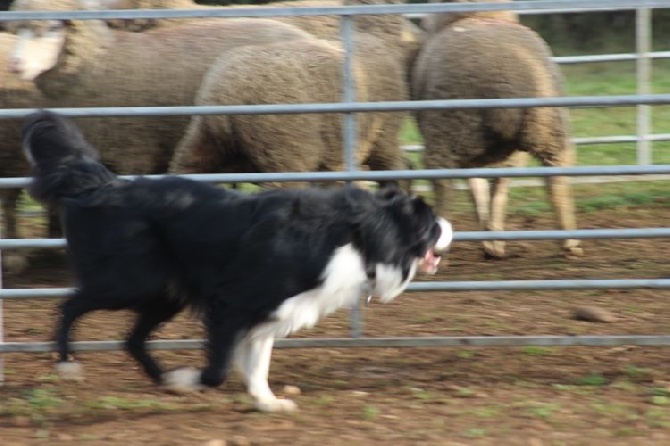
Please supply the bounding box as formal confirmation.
[375,186,452,275]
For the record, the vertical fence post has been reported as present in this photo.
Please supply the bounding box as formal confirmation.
[341,12,363,338]
[636,7,653,165]
[0,224,4,386]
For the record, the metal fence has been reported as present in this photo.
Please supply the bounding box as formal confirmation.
[1,1,670,377]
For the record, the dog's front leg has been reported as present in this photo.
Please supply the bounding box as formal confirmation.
[236,335,297,412]
[163,308,248,393]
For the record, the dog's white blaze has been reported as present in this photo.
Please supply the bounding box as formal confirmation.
[436,217,453,251]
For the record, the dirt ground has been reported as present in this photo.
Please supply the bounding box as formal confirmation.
[1,205,669,446]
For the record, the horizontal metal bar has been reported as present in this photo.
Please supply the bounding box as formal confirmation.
[407,279,670,292]
[2,95,670,120]
[2,335,669,353]
[403,133,670,152]
[0,239,66,249]
[1,165,669,190]
[555,51,670,64]
[1,1,667,22]
[2,228,669,251]
[2,279,668,300]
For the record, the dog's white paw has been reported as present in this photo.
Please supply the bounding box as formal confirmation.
[55,361,84,382]
[162,367,203,393]
[255,397,298,413]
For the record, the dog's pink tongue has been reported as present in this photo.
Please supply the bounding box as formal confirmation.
[419,250,441,274]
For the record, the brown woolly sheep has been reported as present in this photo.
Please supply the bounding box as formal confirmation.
[168,0,412,187]
[168,38,389,187]
[8,0,313,177]
[411,0,583,258]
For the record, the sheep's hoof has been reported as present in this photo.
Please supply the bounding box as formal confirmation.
[564,245,584,258]
[255,397,298,413]
[55,361,84,382]
[2,253,29,274]
[162,367,203,394]
[483,241,506,260]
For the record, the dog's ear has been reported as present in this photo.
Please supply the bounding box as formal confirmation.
[376,182,405,201]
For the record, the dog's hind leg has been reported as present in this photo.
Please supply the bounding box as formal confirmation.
[54,291,104,381]
[235,334,297,412]
[126,300,184,384]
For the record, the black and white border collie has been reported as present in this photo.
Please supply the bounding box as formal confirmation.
[22,111,452,412]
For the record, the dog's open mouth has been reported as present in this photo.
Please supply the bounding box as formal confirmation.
[419,249,443,275]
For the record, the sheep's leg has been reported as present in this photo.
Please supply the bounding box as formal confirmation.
[431,178,453,219]
[1,189,29,274]
[468,177,504,258]
[545,174,583,257]
[540,146,583,257]
[486,177,513,258]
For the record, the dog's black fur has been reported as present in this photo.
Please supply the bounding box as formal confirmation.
[22,110,448,394]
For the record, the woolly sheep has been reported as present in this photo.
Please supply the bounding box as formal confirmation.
[169,38,396,187]
[0,32,48,273]
[167,0,411,188]
[411,0,583,258]
[8,0,313,177]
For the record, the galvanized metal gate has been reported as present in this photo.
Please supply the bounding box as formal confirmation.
[1,1,669,384]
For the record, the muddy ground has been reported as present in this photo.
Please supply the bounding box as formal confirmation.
[1,204,669,445]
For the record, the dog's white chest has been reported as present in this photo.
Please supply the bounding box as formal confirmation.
[248,243,415,340]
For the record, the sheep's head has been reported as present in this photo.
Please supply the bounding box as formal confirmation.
[8,0,116,81]
[421,0,518,35]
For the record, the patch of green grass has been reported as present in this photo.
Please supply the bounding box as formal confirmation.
[314,395,334,407]
[409,387,438,402]
[623,364,655,382]
[462,428,488,438]
[22,388,64,411]
[362,404,380,421]
[651,396,670,406]
[610,380,638,392]
[84,395,178,411]
[454,386,478,398]
[471,405,502,418]
[590,402,636,417]
[526,402,562,420]
[0,388,65,425]
[645,408,670,428]
[457,349,476,359]
[521,346,554,356]
[576,373,608,387]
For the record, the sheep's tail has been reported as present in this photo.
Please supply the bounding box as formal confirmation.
[21,110,116,207]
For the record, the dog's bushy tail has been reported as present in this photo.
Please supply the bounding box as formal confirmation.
[22,110,116,206]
